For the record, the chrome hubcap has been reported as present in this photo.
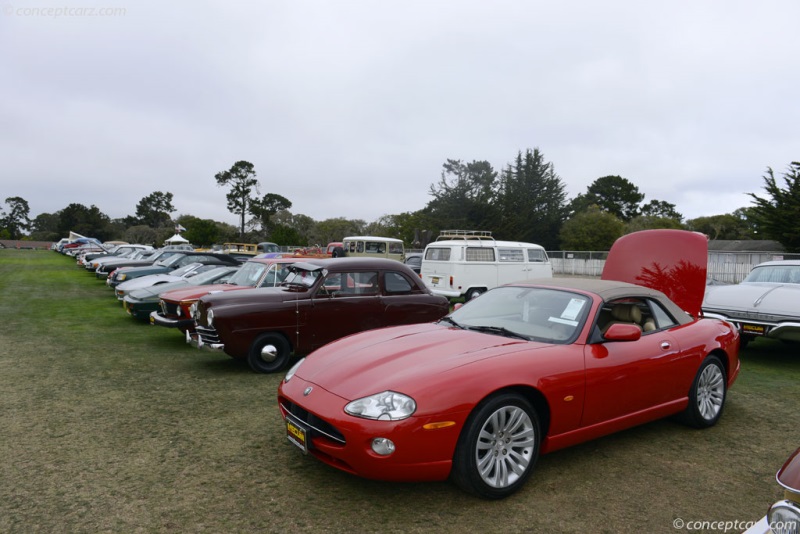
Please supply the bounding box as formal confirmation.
[697,364,725,420]
[260,344,278,363]
[475,406,535,488]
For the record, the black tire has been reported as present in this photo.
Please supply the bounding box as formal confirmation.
[465,288,485,302]
[247,333,291,374]
[332,247,345,258]
[451,392,540,499]
[679,355,727,428]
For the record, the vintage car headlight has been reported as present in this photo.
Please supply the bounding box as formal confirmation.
[284,358,304,382]
[206,309,214,327]
[768,500,800,534]
[117,273,127,281]
[345,391,416,421]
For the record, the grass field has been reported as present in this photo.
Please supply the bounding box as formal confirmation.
[1,249,798,533]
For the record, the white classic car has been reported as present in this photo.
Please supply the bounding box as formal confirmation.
[702,260,800,348]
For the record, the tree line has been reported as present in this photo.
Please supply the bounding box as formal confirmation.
[2,153,799,252]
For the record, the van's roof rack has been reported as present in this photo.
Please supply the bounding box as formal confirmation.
[436,230,495,242]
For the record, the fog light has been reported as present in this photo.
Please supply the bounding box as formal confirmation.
[371,438,395,456]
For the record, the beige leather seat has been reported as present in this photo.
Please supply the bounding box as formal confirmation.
[602,303,642,334]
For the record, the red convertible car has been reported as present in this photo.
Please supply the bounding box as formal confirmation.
[278,230,741,499]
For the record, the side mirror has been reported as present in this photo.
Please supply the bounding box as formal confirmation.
[603,323,642,342]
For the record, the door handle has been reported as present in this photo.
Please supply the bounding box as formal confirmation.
[661,341,671,350]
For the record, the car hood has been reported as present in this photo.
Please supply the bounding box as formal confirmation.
[129,279,193,300]
[160,283,246,303]
[703,282,800,315]
[601,229,707,317]
[117,274,183,291]
[295,323,548,401]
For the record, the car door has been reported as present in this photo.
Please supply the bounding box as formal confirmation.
[581,297,684,427]
[306,270,384,351]
[379,270,438,325]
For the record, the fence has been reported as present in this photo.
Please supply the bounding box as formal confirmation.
[546,250,800,284]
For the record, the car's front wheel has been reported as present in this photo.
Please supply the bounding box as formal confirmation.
[680,355,727,428]
[247,333,291,373]
[451,392,540,499]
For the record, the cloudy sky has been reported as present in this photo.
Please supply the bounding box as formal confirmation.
[2,0,799,228]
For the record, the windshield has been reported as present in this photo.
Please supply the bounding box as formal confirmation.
[744,264,800,284]
[283,268,321,288]
[160,253,186,267]
[447,286,592,344]
[187,267,238,286]
[227,261,269,287]
[171,262,202,277]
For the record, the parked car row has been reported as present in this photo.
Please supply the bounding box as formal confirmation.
[58,230,747,501]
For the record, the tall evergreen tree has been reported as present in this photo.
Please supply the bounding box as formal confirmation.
[426,159,499,233]
[134,192,176,229]
[1,197,32,239]
[496,149,568,250]
[748,162,800,252]
[215,160,259,238]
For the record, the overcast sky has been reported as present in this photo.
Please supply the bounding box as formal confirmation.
[2,0,799,229]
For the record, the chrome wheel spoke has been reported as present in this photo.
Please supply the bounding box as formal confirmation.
[475,405,535,489]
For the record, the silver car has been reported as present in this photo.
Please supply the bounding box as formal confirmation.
[702,260,800,347]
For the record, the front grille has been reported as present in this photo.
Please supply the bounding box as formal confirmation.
[708,308,790,323]
[281,399,346,445]
[160,301,180,316]
[195,325,221,345]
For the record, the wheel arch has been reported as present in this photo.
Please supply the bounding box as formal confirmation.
[464,385,552,439]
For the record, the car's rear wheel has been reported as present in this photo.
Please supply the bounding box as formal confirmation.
[680,355,727,428]
[247,333,291,373]
[451,392,540,499]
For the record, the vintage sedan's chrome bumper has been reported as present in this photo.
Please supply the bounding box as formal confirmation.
[703,311,800,342]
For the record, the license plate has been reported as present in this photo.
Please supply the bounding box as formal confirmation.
[431,277,439,284]
[286,416,309,454]
[741,323,766,336]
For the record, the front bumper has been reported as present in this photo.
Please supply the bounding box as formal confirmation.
[277,376,462,482]
[149,310,195,330]
[703,311,800,342]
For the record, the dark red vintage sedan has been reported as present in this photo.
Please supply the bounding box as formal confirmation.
[191,257,450,373]
[277,230,741,499]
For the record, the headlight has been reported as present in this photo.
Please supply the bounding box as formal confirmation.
[206,309,214,327]
[768,500,800,534]
[345,391,416,421]
[284,358,304,382]
[118,274,127,281]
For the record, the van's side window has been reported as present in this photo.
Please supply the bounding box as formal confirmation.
[466,247,495,262]
[527,249,547,262]
[425,247,451,261]
[498,248,524,262]
[389,242,403,254]
[356,241,364,253]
